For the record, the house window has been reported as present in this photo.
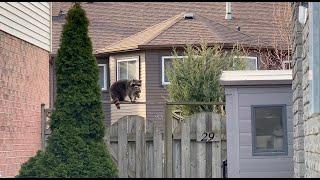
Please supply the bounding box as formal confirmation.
[282,60,292,70]
[117,58,139,81]
[234,56,258,70]
[251,105,288,156]
[162,56,186,85]
[98,64,107,90]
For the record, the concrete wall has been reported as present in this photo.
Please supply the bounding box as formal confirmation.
[225,85,293,178]
[0,30,49,177]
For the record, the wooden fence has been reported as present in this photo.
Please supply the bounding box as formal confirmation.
[105,112,226,178]
[40,102,227,178]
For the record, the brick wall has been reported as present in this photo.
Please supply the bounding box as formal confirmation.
[0,30,49,177]
[292,2,320,177]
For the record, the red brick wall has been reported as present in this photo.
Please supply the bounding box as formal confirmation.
[0,30,49,177]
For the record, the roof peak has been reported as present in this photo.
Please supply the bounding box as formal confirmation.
[95,12,185,54]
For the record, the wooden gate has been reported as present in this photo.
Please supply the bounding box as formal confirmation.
[165,112,226,178]
[105,112,226,178]
[104,115,164,178]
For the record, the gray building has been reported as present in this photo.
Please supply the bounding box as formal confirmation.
[220,70,293,178]
[292,2,320,178]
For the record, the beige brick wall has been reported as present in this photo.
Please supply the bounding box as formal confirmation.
[0,30,49,177]
[292,3,305,178]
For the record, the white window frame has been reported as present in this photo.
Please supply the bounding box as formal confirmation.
[98,64,107,90]
[161,56,186,85]
[116,57,139,81]
[234,56,258,70]
[282,60,292,70]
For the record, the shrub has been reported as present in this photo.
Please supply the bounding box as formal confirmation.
[166,43,246,116]
[17,3,118,177]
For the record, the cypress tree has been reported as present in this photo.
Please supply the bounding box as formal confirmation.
[17,3,118,177]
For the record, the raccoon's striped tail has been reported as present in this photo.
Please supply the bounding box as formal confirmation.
[113,98,121,109]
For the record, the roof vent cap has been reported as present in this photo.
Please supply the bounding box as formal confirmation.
[184,13,194,19]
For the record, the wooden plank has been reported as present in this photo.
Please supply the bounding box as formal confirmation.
[118,117,128,178]
[127,119,136,177]
[173,140,181,178]
[164,105,173,177]
[145,119,154,178]
[190,115,197,178]
[145,142,154,177]
[153,121,163,178]
[196,113,206,178]
[205,113,212,178]
[181,118,190,178]
[135,116,145,177]
[212,113,222,178]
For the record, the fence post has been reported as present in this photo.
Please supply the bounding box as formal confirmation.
[164,104,173,178]
[40,103,46,151]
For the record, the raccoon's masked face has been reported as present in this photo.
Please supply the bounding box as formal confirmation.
[130,79,142,93]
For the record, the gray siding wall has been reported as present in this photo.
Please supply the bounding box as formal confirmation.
[291,3,305,178]
[226,86,293,178]
[109,51,146,124]
[145,50,178,129]
[0,2,52,51]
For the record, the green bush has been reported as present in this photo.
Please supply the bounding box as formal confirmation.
[17,3,118,178]
[166,43,246,116]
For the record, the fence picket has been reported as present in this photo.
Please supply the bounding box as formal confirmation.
[153,122,163,178]
[135,116,145,178]
[196,113,206,178]
[118,117,128,178]
[181,118,190,178]
[212,113,222,178]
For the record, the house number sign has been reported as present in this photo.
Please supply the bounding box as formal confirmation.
[198,131,220,142]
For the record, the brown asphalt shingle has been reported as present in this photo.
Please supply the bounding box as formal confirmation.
[96,13,266,53]
[52,2,290,54]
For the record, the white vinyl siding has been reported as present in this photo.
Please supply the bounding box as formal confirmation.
[0,2,52,51]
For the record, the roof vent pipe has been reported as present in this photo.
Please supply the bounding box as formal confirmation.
[225,2,232,20]
[184,13,194,19]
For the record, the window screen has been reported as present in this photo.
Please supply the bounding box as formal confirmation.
[117,58,139,81]
[251,105,287,156]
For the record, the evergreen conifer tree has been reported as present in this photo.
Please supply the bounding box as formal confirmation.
[17,3,118,177]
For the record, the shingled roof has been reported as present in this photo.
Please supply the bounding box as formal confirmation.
[95,12,269,54]
[52,2,290,55]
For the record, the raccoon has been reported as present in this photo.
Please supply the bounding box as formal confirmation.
[109,79,142,109]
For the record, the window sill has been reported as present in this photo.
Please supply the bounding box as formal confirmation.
[252,151,288,157]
